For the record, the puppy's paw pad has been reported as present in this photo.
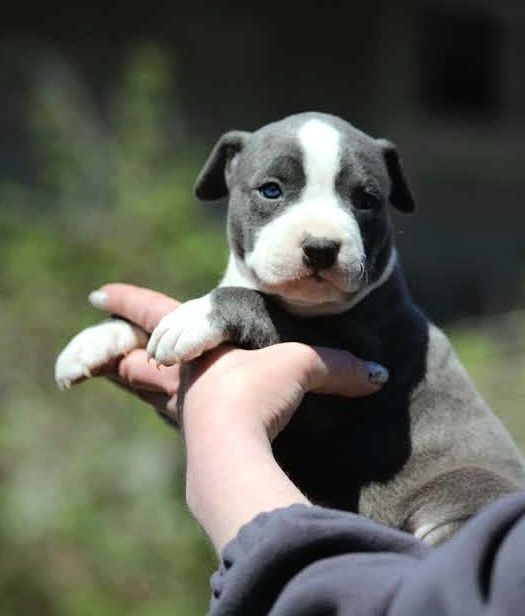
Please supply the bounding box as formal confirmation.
[147,295,225,365]
[55,320,147,390]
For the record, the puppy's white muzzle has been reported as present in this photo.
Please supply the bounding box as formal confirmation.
[245,201,365,304]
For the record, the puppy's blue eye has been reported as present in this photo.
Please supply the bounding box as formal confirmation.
[258,182,282,199]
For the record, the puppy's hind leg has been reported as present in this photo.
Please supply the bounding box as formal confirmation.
[55,319,148,390]
[404,466,522,546]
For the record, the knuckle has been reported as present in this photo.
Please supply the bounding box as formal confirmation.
[283,343,321,385]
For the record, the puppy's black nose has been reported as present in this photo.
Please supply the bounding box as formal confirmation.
[302,237,341,271]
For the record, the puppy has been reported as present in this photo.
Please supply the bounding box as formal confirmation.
[56,112,525,545]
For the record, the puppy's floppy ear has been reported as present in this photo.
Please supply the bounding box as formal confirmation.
[377,139,415,213]
[194,131,250,201]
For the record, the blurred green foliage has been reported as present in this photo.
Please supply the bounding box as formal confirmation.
[451,312,525,450]
[0,47,223,615]
[0,45,524,616]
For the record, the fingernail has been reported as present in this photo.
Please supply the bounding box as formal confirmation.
[366,362,389,385]
[88,289,107,309]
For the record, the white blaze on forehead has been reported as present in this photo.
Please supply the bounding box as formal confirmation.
[298,119,340,197]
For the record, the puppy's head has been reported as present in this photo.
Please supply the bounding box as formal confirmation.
[195,112,414,314]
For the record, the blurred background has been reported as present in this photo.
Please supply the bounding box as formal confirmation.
[1,0,524,613]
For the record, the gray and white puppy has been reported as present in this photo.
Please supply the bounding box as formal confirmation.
[55,112,525,545]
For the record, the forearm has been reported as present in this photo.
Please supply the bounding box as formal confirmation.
[184,413,309,553]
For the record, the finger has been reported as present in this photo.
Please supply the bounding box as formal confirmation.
[107,374,169,407]
[106,375,179,427]
[285,344,389,398]
[88,283,180,332]
[114,349,181,397]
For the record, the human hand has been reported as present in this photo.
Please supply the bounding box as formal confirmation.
[91,283,389,550]
[90,283,388,440]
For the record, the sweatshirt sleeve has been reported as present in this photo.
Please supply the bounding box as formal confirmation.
[209,492,525,616]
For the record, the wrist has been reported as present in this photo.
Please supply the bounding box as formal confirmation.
[184,410,309,552]
[184,423,268,520]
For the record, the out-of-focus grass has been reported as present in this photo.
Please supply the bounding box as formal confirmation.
[1,45,524,615]
[449,311,525,451]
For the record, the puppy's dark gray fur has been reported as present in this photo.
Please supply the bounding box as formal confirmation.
[187,112,525,544]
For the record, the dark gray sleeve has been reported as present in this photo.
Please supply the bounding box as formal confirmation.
[209,492,525,615]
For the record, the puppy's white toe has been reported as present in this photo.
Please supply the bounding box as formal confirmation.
[55,319,148,389]
[149,295,225,366]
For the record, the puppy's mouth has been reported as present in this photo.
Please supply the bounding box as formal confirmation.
[256,262,367,305]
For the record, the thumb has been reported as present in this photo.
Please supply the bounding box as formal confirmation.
[302,345,389,398]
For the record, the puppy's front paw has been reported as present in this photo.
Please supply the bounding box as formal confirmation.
[55,319,148,390]
[147,295,226,365]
